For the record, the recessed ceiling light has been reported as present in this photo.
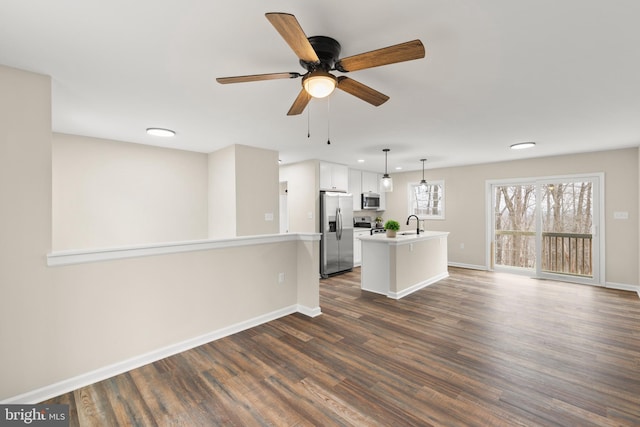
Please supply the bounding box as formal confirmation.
[510,142,536,150]
[146,128,175,137]
[357,159,365,163]
[395,166,403,170]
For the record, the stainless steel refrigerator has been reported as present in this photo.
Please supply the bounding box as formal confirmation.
[320,191,354,278]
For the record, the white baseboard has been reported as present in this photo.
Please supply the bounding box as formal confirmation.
[388,272,450,300]
[2,304,311,404]
[448,262,488,271]
[605,281,640,297]
[449,264,639,298]
[297,305,322,317]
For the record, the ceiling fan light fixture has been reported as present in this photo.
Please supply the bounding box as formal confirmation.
[302,71,337,98]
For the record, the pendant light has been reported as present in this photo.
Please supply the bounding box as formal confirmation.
[380,148,393,192]
[419,158,428,190]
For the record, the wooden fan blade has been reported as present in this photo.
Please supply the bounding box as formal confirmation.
[336,40,425,72]
[336,76,389,106]
[287,88,312,115]
[216,72,300,84]
[266,13,319,63]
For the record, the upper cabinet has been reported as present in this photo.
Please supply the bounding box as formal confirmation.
[361,171,379,194]
[349,169,387,211]
[378,185,386,211]
[349,169,362,210]
[320,162,349,192]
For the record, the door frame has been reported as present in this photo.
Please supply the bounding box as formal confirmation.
[485,173,605,286]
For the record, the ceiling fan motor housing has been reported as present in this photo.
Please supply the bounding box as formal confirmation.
[301,36,341,72]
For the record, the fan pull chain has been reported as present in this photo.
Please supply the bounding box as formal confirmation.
[307,103,311,139]
[327,97,331,145]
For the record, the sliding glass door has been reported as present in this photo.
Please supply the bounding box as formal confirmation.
[538,178,599,284]
[493,184,536,270]
[490,175,602,286]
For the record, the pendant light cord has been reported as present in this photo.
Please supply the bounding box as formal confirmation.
[384,149,389,174]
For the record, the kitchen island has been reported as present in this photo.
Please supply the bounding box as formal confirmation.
[359,230,449,299]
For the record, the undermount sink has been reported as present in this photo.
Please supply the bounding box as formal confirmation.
[399,231,418,235]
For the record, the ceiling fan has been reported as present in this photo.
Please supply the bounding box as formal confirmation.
[216,12,426,116]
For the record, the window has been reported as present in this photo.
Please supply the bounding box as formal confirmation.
[408,180,445,220]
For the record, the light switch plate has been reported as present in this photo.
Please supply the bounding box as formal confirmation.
[613,211,629,220]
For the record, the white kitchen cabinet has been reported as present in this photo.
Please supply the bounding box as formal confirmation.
[353,229,370,266]
[320,162,349,192]
[349,169,362,210]
[350,169,386,211]
[378,181,386,211]
[361,171,379,194]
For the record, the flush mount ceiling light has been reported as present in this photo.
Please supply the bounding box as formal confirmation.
[380,148,393,192]
[510,141,536,150]
[419,158,428,190]
[302,70,337,98]
[146,128,175,137]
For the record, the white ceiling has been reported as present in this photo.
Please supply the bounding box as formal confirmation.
[2,0,639,173]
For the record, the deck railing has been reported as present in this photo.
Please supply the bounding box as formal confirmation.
[494,230,535,269]
[542,232,592,277]
[494,230,592,277]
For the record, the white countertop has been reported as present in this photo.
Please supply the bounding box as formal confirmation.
[354,227,373,232]
[358,230,449,245]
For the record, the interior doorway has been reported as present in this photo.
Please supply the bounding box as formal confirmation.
[488,174,603,286]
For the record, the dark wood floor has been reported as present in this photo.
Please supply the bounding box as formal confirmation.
[44,267,640,426]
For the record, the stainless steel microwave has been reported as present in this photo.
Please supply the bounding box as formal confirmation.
[361,193,380,210]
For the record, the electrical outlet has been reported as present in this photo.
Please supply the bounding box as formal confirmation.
[278,272,285,283]
[460,243,465,249]
[264,212,274,221]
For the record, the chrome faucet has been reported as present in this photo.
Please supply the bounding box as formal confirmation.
[406,215,420,235]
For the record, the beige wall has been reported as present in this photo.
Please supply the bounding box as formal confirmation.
[279,160,320,233]
[393,237,448,294]
[0,65,53,402]
[53,133,208,250]
[40,239,310,399]
[383,148,639,286]
[209,144,279,238]
[0,64,319,402]
[235,144,279,236]
[208,145,237,238]
[53,137,280,247]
